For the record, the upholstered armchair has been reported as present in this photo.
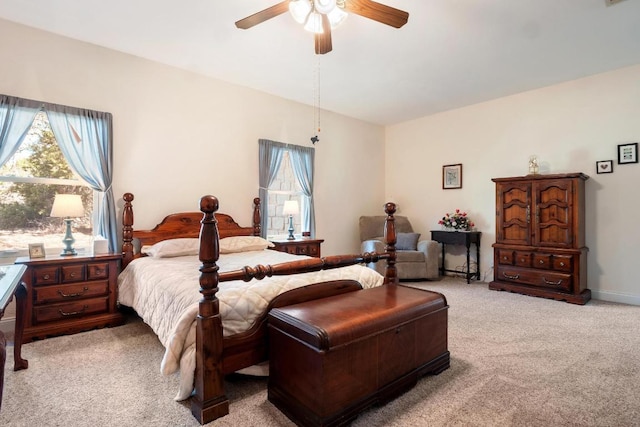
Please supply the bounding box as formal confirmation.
[359,215,439,280]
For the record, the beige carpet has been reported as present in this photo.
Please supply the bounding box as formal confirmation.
[2,278,640,426]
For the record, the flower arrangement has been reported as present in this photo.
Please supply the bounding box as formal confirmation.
[439,209,474,231]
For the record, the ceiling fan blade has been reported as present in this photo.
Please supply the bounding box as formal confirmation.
[235,1,290,29]
[343,0,409,28]
[315,14,333,54]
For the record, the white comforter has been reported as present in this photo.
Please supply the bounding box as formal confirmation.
[117,249,384,400]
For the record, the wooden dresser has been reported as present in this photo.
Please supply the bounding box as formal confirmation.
[489,173,590,304]
[270,237,324,258]
[15,253,125,342]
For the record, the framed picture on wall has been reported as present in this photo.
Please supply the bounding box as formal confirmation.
[442,164,462,189]
[618,143,638,165]
[596,160,614,174]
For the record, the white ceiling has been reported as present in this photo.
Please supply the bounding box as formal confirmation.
[1,0,640,126]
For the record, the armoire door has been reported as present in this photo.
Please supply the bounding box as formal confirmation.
[496,181,531,246]
[532,178,574,248]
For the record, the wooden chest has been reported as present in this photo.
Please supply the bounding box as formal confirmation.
[267,285,449,427]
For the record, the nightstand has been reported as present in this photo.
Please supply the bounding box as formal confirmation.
[270,237,324,258]
[15,253,125,342]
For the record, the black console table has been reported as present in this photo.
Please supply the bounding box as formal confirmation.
[430,230,481,284]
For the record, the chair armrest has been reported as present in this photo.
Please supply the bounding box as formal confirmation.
[418,240,440,279]
[361,239,386,275]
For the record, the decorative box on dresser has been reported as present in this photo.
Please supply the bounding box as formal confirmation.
[489,173,590,305]
[270,237,324,258]
[15,253,125,342]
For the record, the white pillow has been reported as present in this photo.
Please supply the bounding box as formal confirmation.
[219,236,274,254]
[142,238,199,258]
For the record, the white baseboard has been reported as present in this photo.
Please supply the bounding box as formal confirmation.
[592,290,640,306]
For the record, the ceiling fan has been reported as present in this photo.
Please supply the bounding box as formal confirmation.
[235,0,409,55]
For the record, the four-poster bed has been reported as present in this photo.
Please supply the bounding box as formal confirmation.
[119,193,399,424]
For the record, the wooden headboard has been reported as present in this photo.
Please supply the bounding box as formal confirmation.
[121,193,261,268]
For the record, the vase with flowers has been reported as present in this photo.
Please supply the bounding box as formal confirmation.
[439,209,474,231]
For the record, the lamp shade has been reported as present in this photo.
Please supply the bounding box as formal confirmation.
[282,200,299,216]
[50,194,84,218]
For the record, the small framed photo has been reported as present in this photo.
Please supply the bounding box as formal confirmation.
[443,164,462,189]
[618,143,638,165]
[596,160,614,174]
[28,243,46,259]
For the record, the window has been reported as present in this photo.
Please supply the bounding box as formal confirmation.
[0,94,117,261]
[258,139,315,239]
[0,112,93,258]
[266,152,303,238]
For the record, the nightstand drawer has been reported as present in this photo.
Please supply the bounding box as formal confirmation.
[293,244,316,256]
[87,262,109,280]
[270,238,324,258]
[33,281,109,305]
[33,297,109,324]
[32,266,59,286]
[61,264,86,283]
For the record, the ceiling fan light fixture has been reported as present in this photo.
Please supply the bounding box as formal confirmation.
[304,11,324,34]
[314,0,337,15]
[327,6,348,28]
[289,0,312,24]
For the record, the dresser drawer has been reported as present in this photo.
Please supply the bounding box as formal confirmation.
[33,296,109,324]
[33,281,110,305]
[497,250,514,265]
[32,266,60,286]
[514,251,532,267]
[533,253,552,269]
[496,266,572,292]
[552,255,573,272]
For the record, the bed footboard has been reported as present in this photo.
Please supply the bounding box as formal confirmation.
[192,197,398,424]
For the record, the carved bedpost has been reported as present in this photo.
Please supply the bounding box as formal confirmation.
[191,195,229,424]
[252,197,261,236]
[122,193,134,268]
[383,202,398,285]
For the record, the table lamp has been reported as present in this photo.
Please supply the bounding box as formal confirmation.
[50,194,84,256]
[282,200,299,240]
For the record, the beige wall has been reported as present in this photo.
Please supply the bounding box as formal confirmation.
[0,19,386,257]
[386,64,640,304]
[1,18,638,310]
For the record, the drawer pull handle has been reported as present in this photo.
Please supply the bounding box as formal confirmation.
[70,272,76,278]
[503,272,519,280]
[43,274,50,280]
[57,287,89,298]
[539,260,544,264]
[543,277,562,286]
[94,269,105,275]
[559,262,565,267]
[520,258,525,262]
[503,256,507,260]
[59,305,88,317]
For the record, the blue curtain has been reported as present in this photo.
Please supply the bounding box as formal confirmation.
[0,95,41,166]
[258,139,285,237]
[288,144,315,236]
[45,105,117,252]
